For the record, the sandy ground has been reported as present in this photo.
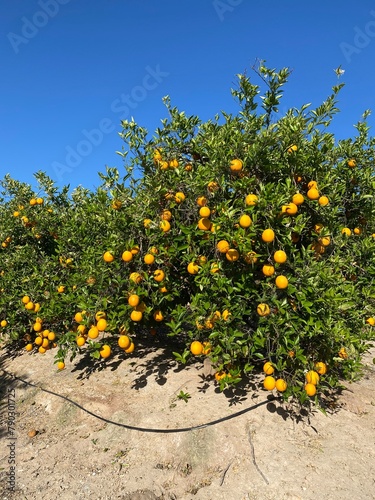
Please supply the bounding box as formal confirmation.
[0,341,375,500]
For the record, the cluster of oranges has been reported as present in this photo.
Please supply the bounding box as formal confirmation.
[262,362,288,393]
[262,360,327,397]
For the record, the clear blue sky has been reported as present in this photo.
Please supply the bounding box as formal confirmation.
[1,1,375,191]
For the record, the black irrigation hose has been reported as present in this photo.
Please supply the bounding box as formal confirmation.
[2,369,276,434]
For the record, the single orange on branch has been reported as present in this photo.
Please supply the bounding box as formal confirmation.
[229,158,243,172]
[263,361,274,375]
[190,341,203,355]
[261,229,275,243]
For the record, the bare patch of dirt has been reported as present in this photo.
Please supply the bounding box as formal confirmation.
[1,345,374,500]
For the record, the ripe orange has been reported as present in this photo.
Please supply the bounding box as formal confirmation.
[261,229,275,243]
[29,198,37,206]
[305,370,320,385]
[185,163,193,171]
[144,218,152,228]
[244,251,257,264]
[217,240,230,253]
[366,317,375,326]
[207,181,219,192]
[245,194,258,206]
[95,311,106,321]
[222,309,231,321]
[130,245,140,255]
[153,310,164,322]
[161,210,172,221]
[118,335,131,349]
[175,192,185,203]
[76,336,86,347]
[128,294,140,307]
[74,311,84,323]
[25,301,35,311]
[307,188,320,200]
[125,342,135,353]
[202,342,211,355]
[196,196,207,207]
[198,218,212,231]
[307,180,318,189]
[42,338,49,348]
[347,159,356,168]
[319,236,331,247]
[292,193,304,205]
[318,196,329,206]
[160,220,171,232]
[257,303,270,316]
[341,227,351,236]
[215,370,226,381]
[22,295,30,304]
[199,206,211,218]
[130,310,143,322]
[169,159,179,168]
[96,318,107,331]
[315,362,327,375]
[282,203,298,215]
[314,223,324,233]
[158,161,169,170]
[25,343,33,352]
[187,262,199,275]
[159,286,168,293]
[190,341,203,355]
[229,159,243,172]
[239,214,252,228]
[153,269,165,282]
[275,379,288,392]
[144,253,155,265]
[130,272,143,284]
[263,362,274,375]
[88,326,99,339]
[226,249,240,262]
[57,361,65,370]
[33,322,42,332]
[273,250,287,264]
[304,383,317,397]
[353,227,362,235]
[287,144,298,153]
[338,347,348,359]
[99,344,111,359]
[57,285,65,293]
[111,200,122,210]
[103,251,114,263]
[263,376,276,390]
[210,262,220,273]
[262,264,275,277]
[35,337,43,346]
[275,275,289,289]
[122,251,133,262]
[153,148,162,162]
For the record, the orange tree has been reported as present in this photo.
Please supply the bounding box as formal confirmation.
[1,62,375,404]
